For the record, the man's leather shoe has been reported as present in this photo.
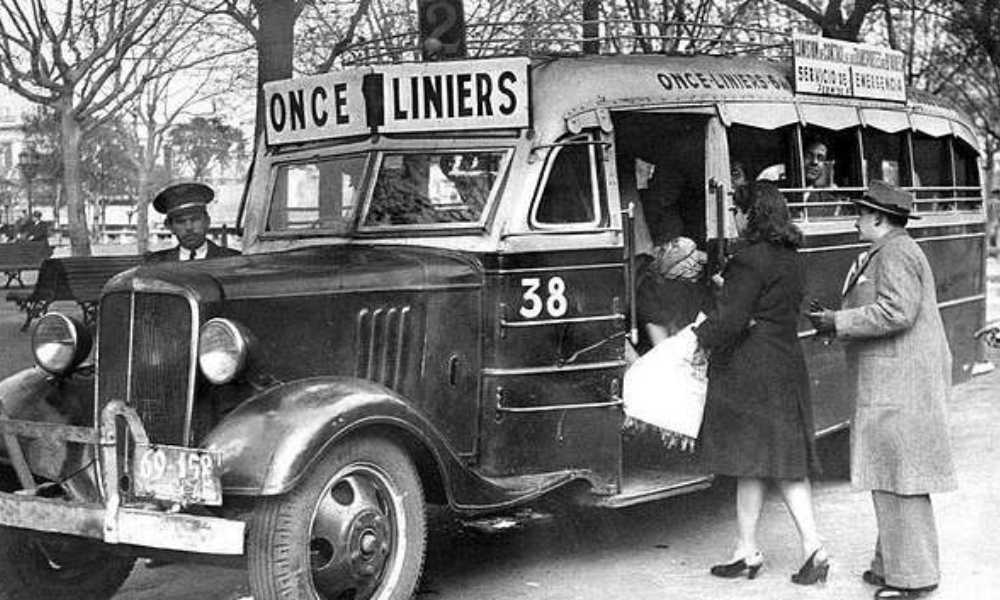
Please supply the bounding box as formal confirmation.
[874,584,938,599]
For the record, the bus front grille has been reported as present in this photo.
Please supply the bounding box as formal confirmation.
[98,291,195,445]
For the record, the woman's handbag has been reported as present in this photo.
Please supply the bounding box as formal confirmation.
[624,320,708,444]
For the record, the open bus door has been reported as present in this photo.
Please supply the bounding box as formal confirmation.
[600,110,730,508]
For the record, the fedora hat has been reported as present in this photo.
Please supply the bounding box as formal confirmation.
[153,181,214,217]
[851,180,920,220]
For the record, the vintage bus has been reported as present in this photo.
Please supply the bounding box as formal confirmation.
[0,26,988,600]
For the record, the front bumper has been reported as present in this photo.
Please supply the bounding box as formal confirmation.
[0,491,245,555]
[0,397,245,555]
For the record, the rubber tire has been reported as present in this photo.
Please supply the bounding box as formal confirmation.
[0,528,135,600]
[248,436,427,600]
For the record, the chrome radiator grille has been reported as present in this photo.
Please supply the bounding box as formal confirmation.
[98,291,195,445]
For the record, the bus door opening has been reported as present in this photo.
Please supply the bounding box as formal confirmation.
[612,112,711,355]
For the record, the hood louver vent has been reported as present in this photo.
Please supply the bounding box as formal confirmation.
[355,306,412,389]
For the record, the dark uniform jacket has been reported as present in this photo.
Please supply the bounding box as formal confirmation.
[694,240,819,478]
[144,240,239,263]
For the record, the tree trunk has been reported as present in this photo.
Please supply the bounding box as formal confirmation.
[136,131,154,254]
[253,0,296,142]
[59,99,91,257]
[582,0,600,54]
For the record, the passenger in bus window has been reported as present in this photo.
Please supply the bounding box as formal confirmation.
[808,181,956,599]
[694,182,828,585]
[640,163,687,243]
[635,236,707,351]
[369,154,436,225]
[730,161,749,188]
[803,138,840,217]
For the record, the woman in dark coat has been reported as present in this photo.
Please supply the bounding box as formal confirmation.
[694,182,828,584]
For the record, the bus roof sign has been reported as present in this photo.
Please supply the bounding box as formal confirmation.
[264,68,370,145]
[378,56,530,134]
[263,57,530,145]
[792,34,906,103]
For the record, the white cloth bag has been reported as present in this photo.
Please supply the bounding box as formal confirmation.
[623,324,708,439]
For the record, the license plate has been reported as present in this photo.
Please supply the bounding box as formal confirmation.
[132,443,223,506]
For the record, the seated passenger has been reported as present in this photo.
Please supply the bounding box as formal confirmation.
[731,161,749,189]
[369,155,437,225]
[635,236,708,351]
[803,139,840,217]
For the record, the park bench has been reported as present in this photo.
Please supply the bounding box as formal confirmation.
[0,241,53,288]
[5,255,144,331]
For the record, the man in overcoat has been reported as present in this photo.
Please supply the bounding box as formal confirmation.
[145,182,240,263]
[810,180,956,599]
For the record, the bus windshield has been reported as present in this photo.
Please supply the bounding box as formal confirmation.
[361,150,508,228]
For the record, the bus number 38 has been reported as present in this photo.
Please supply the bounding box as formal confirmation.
[519,276,568,319]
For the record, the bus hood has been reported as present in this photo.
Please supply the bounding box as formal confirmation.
[104,244,484,303]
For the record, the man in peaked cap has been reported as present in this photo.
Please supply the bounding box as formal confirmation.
[145,181,240,263]
[809,181,955,599]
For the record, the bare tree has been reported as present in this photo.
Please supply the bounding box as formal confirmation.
[203,0,306,141]
[298,0,374,72]
[129,58,245,252]
[0,0,213,255]
[773,0,881,40]
[951,1,1000,66]
[941,1,1000,182]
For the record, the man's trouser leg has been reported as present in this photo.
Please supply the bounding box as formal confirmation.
[871,489,940,589]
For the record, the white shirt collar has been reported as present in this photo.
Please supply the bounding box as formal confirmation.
[179,242,209,261]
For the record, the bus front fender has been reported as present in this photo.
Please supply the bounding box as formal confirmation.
[203,377,450,496]
[0,367,99,497]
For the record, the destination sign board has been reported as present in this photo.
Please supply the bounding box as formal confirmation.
[263,57,530,145]
[264,68,369,145]
[792,34,906,102]
[378,56,530,133]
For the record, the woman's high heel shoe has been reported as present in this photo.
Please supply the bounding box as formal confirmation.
[791,548,830,585]
[710,551,764,579]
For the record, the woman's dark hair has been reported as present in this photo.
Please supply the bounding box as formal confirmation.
[733,181,803,248]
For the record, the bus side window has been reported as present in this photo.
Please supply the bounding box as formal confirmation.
[912,132,953,209]
[534,137,600,226]
[953,138,981,211]
[863,129,909,188]
[801,126,862,220]
[726,123,797,217]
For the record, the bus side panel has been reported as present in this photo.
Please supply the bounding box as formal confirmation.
[479,371,622,484]
[919,229,986,383]
[799,236,858,432]
[476,249,624,485]
[940,301,984,384]
[800,225,985,433]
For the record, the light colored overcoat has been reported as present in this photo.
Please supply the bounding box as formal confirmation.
[834,229,957,495]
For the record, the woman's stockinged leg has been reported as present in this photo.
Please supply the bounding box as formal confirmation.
[776,478,826,560]
[735,477,767,557]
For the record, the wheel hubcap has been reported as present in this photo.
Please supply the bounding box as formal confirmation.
[309,468,401,600]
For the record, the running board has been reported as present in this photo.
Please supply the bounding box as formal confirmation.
[592,468,713,509]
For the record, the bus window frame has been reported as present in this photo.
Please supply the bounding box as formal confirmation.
[356,146,515,235]
[260,150,374,240]
[529,133,608,231]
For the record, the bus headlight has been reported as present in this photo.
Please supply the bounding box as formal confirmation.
[198,318,251,384]
[32,314,92,375]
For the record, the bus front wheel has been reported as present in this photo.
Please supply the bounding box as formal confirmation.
[248,436,427,600]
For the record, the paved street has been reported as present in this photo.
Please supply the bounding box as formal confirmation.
[0,252,996,600]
